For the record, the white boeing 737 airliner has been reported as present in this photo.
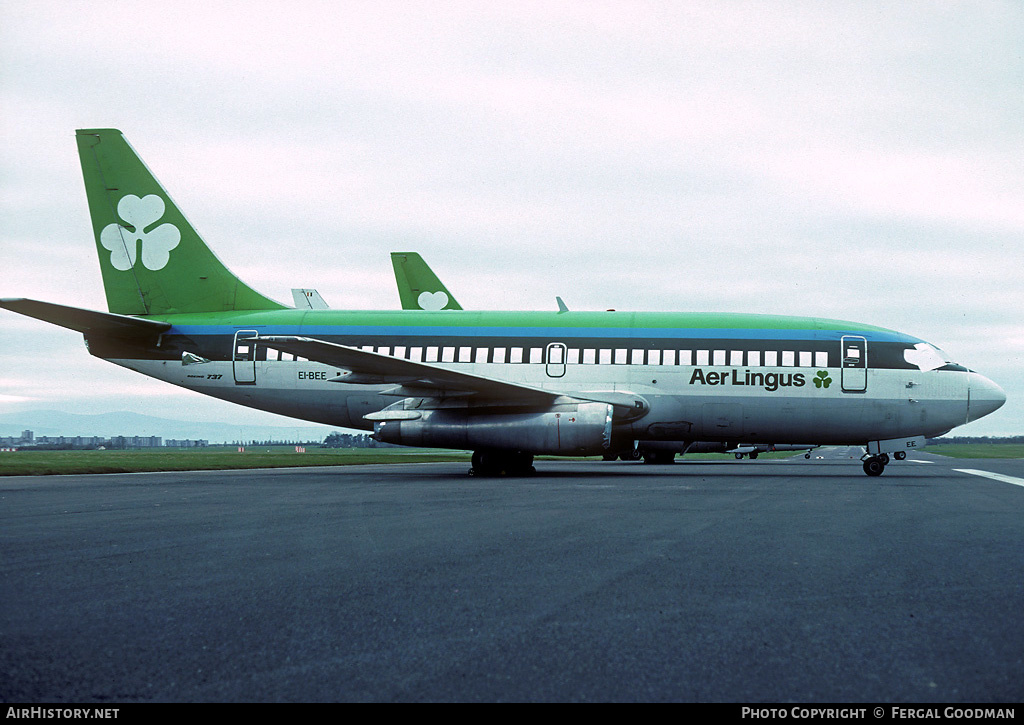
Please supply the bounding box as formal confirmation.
[0,130,1006,476]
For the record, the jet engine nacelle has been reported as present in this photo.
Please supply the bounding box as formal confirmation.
[372,402,613,455]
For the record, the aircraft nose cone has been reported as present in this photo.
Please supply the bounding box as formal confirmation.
[968,373,1007,422]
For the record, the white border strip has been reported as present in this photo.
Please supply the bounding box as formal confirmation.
[954,469,1024,489]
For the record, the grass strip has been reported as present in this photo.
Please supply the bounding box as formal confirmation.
[0,448,470,476]
[925,444,1024,459]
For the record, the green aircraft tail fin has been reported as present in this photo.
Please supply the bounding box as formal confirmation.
[390,252,462,311]
[75,129,285,315]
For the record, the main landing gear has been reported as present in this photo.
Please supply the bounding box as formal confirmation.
[469,450,535,477]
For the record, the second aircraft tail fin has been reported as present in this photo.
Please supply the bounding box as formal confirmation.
[390,252,462,311]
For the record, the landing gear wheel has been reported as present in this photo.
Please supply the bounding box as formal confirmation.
[735,453,744,460]
[749,452,758,460]
[863,457,886,476]
[894,451,906,461]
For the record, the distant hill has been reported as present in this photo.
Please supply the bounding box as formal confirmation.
[0,410,338,444]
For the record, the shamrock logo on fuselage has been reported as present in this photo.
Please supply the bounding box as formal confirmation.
[100,194,181,271]
[813,370,832,389]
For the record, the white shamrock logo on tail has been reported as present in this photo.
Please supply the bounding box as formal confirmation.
[100,195,181,271]
[417,291,449,310]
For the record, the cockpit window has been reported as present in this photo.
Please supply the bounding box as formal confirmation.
[903,343,953,371]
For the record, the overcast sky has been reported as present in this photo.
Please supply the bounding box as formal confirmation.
[1,0,1021,437]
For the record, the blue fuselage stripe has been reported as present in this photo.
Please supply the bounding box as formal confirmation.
[169,325,915,343]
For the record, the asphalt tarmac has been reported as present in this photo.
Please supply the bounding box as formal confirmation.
[2,448,1022,703]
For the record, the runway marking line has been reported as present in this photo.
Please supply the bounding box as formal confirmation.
[954,469,1024,489]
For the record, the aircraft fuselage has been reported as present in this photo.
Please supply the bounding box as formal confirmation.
[86,307,999,449]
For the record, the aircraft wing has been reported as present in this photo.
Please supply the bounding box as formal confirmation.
[259,335,560,403]
[259,335,649,417]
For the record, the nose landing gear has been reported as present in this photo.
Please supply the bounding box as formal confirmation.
[862,455,887,476]
[862,436,924,475]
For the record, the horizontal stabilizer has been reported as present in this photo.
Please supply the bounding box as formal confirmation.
[291,289,329,309]
[0,298,170,338]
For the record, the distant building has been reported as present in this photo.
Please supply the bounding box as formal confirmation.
[109,436,162,449]
[0,430,35,446]
[165,439,209,448]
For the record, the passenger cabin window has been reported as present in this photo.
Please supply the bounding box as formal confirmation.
[374,343,832,369]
